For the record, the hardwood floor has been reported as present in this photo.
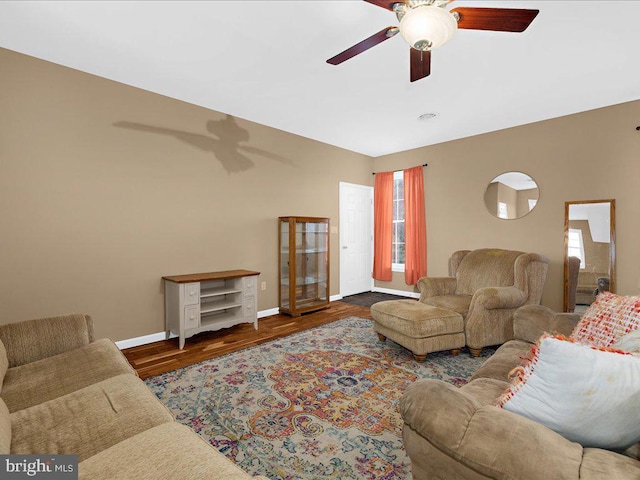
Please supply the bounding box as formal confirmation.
[123,301,372,379]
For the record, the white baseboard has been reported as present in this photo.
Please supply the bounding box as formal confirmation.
[257,307,280,318]
[116,305,314,350]
[117,296,357,350]
[371,286,420,299]
[115,331,177,350]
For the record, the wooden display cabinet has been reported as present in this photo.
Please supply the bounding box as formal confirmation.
[278,216,330,316]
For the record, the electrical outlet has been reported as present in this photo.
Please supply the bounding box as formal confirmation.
[261,281,267,291]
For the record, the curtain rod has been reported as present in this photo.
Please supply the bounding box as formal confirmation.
[372,164,428,175]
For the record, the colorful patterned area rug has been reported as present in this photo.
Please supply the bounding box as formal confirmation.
[145,317,494,479]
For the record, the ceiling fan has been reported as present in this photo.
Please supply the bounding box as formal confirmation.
[327,0,539,82]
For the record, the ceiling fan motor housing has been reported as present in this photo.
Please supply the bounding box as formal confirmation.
[400,5,458,51]
[328,1,539,82]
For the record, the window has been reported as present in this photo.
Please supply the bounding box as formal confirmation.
[528,198,538,211]
[392,171,405,272]
[498,202,508,219]
[567,228,586,268]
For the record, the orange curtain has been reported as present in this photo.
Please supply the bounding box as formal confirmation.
[404,166,427,285]
[373,171,394,281]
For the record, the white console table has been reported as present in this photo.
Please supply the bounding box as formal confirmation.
[163,269,260,349]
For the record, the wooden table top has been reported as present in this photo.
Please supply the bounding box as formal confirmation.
[162,269,260,283]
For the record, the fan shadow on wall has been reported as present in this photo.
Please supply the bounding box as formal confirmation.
[114,115,293,174]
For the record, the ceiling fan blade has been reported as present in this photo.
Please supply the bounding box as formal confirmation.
[451,7,539,32]
[410,48,431,82]
[363,0,398,11]
[327,27,398,65]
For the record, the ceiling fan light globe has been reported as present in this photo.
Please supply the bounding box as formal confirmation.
[400,5,458,50]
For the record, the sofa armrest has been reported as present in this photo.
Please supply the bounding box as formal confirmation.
[417,277,457,302]
[401,379,482,450]
[400,379,584,480]
[513,305,581,344]
[472,286,527,310]
[0,314,95,367]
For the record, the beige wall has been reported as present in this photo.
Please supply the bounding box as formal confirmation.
[374,100,640,311]
[569,219,610,274]
[3,47,639,340]
[484,182,499,217]
[516,188,538,218]
[0,48,373,341]
[498,182,517,219]
[484,184,538,219]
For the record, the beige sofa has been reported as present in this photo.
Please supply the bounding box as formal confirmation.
[418,248,549,355]
[400,305,640,479]
[0,313,266,480]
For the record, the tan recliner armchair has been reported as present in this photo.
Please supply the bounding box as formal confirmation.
[418,248,549,355]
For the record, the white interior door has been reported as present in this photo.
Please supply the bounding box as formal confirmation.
[339,182,373,297]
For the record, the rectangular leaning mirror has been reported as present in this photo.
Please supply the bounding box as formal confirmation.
[563,199,616,312]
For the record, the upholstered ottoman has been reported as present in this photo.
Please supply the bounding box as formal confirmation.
[371,300,465,362]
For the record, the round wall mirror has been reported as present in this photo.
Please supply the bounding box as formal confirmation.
[484,172,539,220]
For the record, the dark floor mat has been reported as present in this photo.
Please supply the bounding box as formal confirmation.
[340,291,411,308]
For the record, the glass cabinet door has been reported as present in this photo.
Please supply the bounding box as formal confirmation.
[295,220,328,308]
[279,217,330,316]
[279,218,290,311]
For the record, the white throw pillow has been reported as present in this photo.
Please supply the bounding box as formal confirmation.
[613,329,640,353]
[496,334,640,450]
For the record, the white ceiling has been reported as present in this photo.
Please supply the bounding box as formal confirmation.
[490,172,537,191]
[1,1,639,157]
[569,202,611,243]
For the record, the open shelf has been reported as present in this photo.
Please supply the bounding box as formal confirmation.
[200,311,243,328]
[281,276,328,287]
[200,299,243,315]
[200,286,242,298]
